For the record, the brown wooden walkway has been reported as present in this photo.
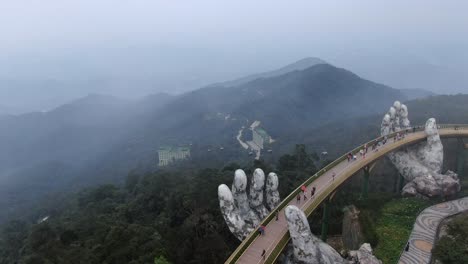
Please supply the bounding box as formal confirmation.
[226,126,468,264]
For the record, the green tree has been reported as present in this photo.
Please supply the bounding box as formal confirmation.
[433,214,468,264]
[154,255,171,264]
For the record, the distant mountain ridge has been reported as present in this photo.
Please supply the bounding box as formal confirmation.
[212,57,327,87]
[0,59,421,224]
[400,88,435,100]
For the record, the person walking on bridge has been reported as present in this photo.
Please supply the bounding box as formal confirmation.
[296,193,301,203]
[311,186,316,197]
[258,225,266,236]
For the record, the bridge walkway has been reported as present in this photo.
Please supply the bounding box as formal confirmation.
[227,126,468,264]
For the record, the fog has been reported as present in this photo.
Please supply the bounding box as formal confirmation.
[1,0,468,113]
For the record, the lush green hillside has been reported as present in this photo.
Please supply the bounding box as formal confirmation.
[0,146,319,264]
[0,63,406,225]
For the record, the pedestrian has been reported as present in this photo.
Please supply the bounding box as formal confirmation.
[363,151,366,159]
[258,225,265,236]
[261,249,266,260]
[353,154,357,160]
[275,210,279,221]
[405,242,410,252]
[364,144,368,153]
[311,186,316,197]
[297,193,301,203]
[332,171,336,181]
[304,193,307,200]
[347,153,351,162]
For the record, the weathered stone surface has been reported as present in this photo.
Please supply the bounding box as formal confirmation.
[342,205,364,250]
[381,102,461,198]
[266,172,280,210]
[349,243,382,264]
[220,171,383,263]
[218,168,275,241]
[284,206,382,264]
[249,168,269,219]
[218,184,251,240]
[285,205,345,264]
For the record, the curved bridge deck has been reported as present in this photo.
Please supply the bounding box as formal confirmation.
[226,125,468,264]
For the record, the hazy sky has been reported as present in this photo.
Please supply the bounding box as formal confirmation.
[1,1,468,112]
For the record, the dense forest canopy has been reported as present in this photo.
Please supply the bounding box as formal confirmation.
[0,145,320,264]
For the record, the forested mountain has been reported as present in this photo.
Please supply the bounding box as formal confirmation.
[0,61,438,225]
[400,88,434,100]
[212,57,327,87]
[1,73,468,263]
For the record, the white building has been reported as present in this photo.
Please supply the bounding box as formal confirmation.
[158,146,191,166]
[252,127,271,150]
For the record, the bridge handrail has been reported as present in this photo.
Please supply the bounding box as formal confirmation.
[225,124,468,263]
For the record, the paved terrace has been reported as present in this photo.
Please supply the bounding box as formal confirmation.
[225,125,468,264]
[398,197,468,264]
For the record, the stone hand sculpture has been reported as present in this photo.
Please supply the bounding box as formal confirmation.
[285,205,346,263]
[218,168,280,240]
[219,170,382,263]
[381,101,460,197]
[285,205,381,264]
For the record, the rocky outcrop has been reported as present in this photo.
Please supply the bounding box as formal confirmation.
[342,205,364,250]
[381,101,461,198]
[348,243,382,264]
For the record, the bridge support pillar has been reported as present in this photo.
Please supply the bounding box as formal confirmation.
[399,174,405,192]
[394,173,404,194]
[321,199,330,242]
[457,138,467,178]
[361,166,370,200]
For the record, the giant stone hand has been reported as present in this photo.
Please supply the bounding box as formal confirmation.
[219,170,382,263]
[218,168,280,240]
[284,205,381,264]
[381,101,460,197]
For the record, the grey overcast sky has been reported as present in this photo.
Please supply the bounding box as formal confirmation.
[1,0,468,113]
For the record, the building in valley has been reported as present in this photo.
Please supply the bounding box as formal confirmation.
[252,127,271,150]
[158,146,191,166]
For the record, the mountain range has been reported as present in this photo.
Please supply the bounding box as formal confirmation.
[0,58,454,223]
